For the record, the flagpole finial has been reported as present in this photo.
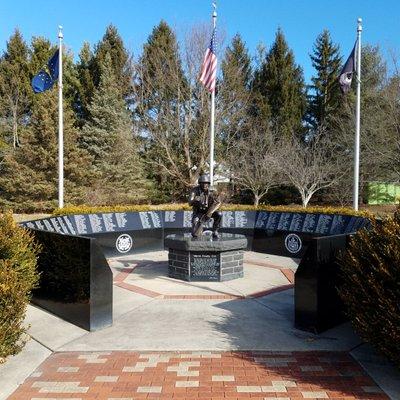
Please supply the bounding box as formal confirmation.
[212,2,217,18]
[58,25,63,39]
[357,18,362,32]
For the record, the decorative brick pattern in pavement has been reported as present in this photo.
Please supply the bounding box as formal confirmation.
[8,351,388,399]
[113,260,295,300]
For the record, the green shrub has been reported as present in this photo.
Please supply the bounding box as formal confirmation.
[0,212,40,363]
[339,207,400,367]
[53,203,371,218]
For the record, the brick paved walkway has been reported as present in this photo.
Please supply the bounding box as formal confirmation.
[8,351,388,400]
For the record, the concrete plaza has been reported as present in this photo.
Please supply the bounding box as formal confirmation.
[1,251,399,399]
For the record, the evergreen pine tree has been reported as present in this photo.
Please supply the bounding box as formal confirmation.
[220,34,252,143]
[76,42,96,124]
[0,29,31,148]
[81,53,150,204]
[135,20,192,198]
[0,88,93,211]
[254,28,306,137]
[307,30,342,130]
[92,25,132,98]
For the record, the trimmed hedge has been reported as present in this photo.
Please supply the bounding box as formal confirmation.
[0,212,40,363]
[339,207,400,367]
[53,203,371,218]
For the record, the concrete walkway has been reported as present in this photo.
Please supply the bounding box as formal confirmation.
[1,251,399,400]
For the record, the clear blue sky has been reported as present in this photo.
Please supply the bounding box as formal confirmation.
[1,0,399,82]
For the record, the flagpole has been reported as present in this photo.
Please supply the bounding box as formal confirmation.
[353,18,362,210]
[58,26,64,209]
[209,3,217,188]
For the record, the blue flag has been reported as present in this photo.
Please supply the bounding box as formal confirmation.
[31,49,59,93]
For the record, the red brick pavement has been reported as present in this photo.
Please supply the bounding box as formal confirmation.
[8,351,388,400]
[112,260,295,300]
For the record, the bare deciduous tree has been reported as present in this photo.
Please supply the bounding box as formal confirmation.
[277,132,348,207]
[228,126,280,206]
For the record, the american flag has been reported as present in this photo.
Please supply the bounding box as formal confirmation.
[199,28,217,92]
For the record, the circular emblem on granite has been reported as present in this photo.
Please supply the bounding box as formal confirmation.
[284,233,302,254]
[116,234,133,253]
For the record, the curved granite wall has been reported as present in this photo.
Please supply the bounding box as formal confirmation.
[20,210,370,333]
[21,210,369,258]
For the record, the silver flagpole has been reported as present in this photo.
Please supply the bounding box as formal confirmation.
[58,26,64,208]
[209,3,217,187]
[353,18,362,210]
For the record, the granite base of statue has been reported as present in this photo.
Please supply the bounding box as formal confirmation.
[165,233,247,282]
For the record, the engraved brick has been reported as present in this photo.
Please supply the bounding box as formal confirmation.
[212,375,235,382]
[137,386,162,393]
[175,381,199,387]
[237,386,262,392]
[56,367,79,373]
[95,376,119,382]
[261,385,287,392]
[271,380,297,387]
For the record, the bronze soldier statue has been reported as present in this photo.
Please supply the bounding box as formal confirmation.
[188,174,222,238]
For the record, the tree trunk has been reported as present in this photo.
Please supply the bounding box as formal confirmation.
[253,193,260,206]
[13,108,19,148]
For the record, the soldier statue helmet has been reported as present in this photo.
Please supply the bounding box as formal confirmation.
[188,173,222,239]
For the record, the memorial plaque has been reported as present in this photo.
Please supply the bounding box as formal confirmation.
[329,215,348,235]
[255,211,269,229]
[277,213,292,231]
[190,252,220,281]
[73,214,90,235]
[24,222,35,230]
[34,220,45,231]
[289,213,305,232]
[302,213,318,233]
[235,211,255,228]
[115,213,128,229]
[222,211,235,228]
[102,213,117,232]
[163,211,184,228]
[149,211,162,228]
[265,212,280,230]
[344,216,359,234]
[43,219,55,233]
[315,214,333,235]
[183,211,193,228]
[124,212,149,230]
[165,211,177,223]
[89,214,104,233]
[49,217,65,234]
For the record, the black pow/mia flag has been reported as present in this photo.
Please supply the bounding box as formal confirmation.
[339,42,357,94]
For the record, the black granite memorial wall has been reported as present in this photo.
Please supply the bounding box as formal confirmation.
[29,229,112,331]
[22,210,368,257]
[294,233,349,333]
[22,210,370,332]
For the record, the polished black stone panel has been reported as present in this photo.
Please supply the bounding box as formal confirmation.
[85,229,164,258]
[28,229,112,331]
[294,234,349,333]
[165,233,248,252]
[166,233,247,282]
[252,229,315,258]
[20,211,370,258]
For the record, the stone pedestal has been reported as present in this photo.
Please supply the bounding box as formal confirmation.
[165,233,247,282]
